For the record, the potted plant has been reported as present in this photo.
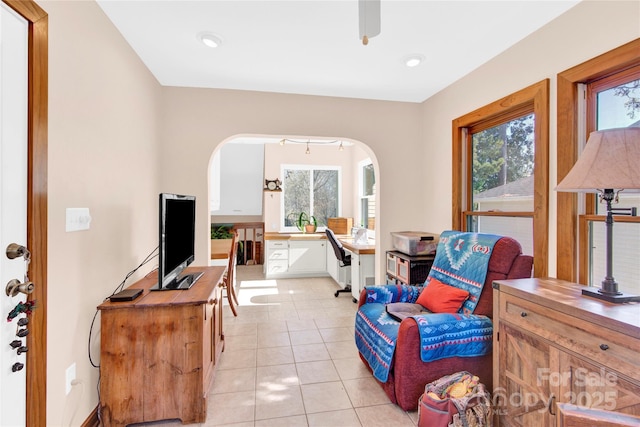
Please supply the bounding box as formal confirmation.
[210,224,235,258]
[291,212,317,233]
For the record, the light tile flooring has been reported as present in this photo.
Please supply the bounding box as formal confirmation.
[138,265,419,427]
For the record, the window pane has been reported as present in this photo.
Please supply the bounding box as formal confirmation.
[467,215,533,255]
[588,75,640,289]
[312,169,338,227]
[284,169,310,227]
[589,220,640,294]
[595,78,640,215]
[362,163,375,197]
[472,114,535,212]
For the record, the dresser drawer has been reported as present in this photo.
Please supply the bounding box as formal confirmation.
[500,293,640,382]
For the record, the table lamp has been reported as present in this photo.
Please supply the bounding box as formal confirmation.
[556,127,640,303]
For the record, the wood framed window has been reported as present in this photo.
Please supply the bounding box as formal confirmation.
[453,80,549,277]
[557,38,640,283]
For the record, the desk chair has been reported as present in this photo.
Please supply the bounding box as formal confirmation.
[325,228,352,298]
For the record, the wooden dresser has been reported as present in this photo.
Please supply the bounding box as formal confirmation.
[492,278,640,426]
[97,266,225,427]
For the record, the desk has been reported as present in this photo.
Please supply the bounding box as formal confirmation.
[338,238,375,301]
[98,266,226,426]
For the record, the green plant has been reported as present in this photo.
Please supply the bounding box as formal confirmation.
[211,224,234,239]
[290,212,317,232]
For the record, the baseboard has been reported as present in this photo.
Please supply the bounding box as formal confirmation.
[81,405,99,427]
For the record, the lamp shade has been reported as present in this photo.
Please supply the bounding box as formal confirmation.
[556,127,640,193]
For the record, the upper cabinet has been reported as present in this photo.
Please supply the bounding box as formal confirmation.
[210,143,264,215]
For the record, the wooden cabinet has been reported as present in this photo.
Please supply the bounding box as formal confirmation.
[493,278,640,426]
[98,266,226,427]
[385,250,434,285]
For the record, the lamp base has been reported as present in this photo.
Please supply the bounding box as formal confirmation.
[582,287,640,303]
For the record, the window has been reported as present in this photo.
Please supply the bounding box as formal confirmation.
[557,39,640,283]
[359,160,375,230]
[282,165,340,230]
[453,80,549,277]
[580,66,640,293]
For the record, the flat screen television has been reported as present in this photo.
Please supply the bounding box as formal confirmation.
[151,193,203,291]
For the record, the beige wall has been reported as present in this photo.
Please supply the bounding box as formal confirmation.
[41,0,639,425]
[158,88,424,276]
[43,0,161,424]
[262,141,369,232]
[420,0,640,276]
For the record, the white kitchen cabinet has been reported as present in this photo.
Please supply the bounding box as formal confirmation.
[288,240,326,274]
[265,238,328,278]
[348,251,375,301]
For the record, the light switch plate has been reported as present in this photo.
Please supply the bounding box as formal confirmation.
[66,208,91,232]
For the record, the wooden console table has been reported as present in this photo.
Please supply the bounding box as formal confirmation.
[97,266,226,427]
[492,278,640,426]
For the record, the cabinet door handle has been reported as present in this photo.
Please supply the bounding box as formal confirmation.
[599,344,609,351]
[547,394,556,416]
[520,311,527,317]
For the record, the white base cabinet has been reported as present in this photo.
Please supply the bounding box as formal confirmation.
[265,238,329,278]
[348,251,375,301]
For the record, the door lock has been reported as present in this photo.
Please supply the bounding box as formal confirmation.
[6,279,35,297]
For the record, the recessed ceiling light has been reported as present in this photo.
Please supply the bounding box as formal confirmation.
[404,55,424,68]
[198,32,222,48]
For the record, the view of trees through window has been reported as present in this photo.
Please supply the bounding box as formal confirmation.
[467,113,535,254]
[472,114,535,209]
[283,166,339,229]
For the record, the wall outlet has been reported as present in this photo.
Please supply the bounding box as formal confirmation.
[66,208,92,232]
[65,363,76,395]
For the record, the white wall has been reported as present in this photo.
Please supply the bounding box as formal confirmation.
[420,0,640,276]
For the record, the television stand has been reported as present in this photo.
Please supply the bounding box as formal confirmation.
[98,266,226,426]
[150,270,204,290]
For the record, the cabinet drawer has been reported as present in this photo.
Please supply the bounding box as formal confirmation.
[267,249,288,260]
[386,252,397,277]
[266,241,288,249]
[267,260,288,274]
[396,257,409,283]
[500,294,640,382]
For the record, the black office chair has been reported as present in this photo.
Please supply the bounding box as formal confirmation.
[325,228,352,298]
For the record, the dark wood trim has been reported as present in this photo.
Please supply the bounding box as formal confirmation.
[3,1,48,426]
[452,79,549,277]
[556,38,640,282]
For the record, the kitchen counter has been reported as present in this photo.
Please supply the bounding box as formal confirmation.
[338,237,375,255]
[264,232,327,240]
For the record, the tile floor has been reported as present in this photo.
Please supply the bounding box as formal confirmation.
[141,265,419,426]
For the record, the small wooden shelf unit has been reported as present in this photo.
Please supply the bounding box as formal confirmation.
[97,266,226,427]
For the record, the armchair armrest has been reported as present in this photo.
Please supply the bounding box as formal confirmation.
[358,285,422,308]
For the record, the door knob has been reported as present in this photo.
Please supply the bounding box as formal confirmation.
[6,279,35,297]
[6,243,30,260]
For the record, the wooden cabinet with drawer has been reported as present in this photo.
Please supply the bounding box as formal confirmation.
[492,278,640,426]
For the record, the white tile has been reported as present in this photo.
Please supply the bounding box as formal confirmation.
[300,381,352,414]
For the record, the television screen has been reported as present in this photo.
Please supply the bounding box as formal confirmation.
[153,193,202,290]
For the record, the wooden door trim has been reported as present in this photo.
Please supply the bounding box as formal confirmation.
[3,1,48,426]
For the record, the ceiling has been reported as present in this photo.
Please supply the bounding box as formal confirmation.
[96,0,580,103]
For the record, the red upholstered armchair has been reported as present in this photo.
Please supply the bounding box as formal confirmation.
[356,234,533,411]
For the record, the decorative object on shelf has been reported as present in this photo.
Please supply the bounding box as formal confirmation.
[556,127,640,303]
[289,212,317,233]
[264,179,281,191]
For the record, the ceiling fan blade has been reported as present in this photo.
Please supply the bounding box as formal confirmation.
[358,0,381,41]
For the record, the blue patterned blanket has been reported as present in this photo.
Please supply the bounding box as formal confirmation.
[427,231,501,314]
[355,303,400,382]
[412,313,493,362]
[356,259,496,383]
